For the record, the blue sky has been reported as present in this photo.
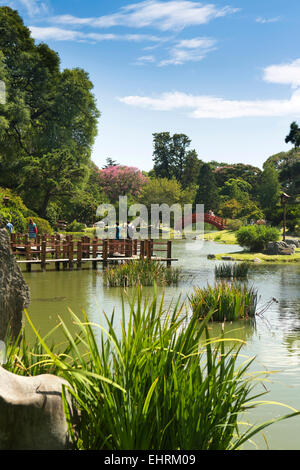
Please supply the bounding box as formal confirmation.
[1,0,300,171]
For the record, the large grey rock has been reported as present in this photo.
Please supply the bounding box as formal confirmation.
[0,227,30,340]
[285,238,300,248]
[265,241,295,255]
[0,366,77,449]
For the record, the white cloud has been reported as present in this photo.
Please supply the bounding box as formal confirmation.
[263,59,300,88]
[51,1,239,31]
[134,55,156,65]
[29,26,161,43]
[0,0,48,15]
[159,36,217,65]
[256,16,280,24]
[118,90,300,119]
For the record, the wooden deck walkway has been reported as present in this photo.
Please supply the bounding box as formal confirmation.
[10,234,177,272]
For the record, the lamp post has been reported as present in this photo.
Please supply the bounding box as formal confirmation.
[280,192,290,241]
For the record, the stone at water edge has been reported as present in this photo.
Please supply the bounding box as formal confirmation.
[0,366,78,450]
[0,224,30,340]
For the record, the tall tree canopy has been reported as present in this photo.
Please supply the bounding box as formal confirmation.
[264,149,300,198]
[0,7,99,216]
[285,121,300,148]
[213,163,262,196]
[152,132,202,186]
[98,165,148,203]
[258,163,281,214]
[194,163,219,212]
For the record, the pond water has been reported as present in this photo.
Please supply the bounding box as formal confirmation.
[21,239,300,450]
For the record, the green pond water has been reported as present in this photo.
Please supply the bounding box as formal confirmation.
[20,239,300,450]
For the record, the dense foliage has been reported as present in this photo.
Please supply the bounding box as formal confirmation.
[236,225,280,252]
[0,7,100,222]
[98,165,148,203]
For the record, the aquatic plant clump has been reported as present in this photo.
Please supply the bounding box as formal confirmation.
[215,262,249,279]
[103,259,182,287]
[190,282,258,321]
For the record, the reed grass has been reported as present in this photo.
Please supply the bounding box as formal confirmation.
[4,287,300,450]
[215,262,249,279]
[103,259,181,287]
[190,282,258,321]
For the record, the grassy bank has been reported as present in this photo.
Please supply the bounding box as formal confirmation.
[204,230,237,244]
[215,248,300,264]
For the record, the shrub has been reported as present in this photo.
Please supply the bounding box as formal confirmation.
[0,207,26,232]
[236,225,280,252]
[66,219,86,232]
[0,187,29,232]
[25,217,52,236]
[226,219,243,231]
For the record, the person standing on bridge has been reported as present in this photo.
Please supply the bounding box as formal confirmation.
[115,222,121,240]
[28,218,37,243]
[126,220,135,239]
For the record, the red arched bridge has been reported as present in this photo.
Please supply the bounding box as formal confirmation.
[174,212,227,231]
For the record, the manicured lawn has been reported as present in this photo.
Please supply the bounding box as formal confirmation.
[215,247,300,264]
[204,230,237,244]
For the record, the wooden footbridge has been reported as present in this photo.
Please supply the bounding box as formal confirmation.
[175,212,227,231]
[10,234,177,272]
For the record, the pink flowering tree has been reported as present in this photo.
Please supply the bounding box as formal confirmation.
[98,165,148,203]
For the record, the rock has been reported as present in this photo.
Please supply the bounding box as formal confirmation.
[285,239,300,248]
[221,256,233,260]
[253,258,262,263]
[0,366,78,450]
[207,254,216,259]
[0,227,30,341]
[265,241,295,255]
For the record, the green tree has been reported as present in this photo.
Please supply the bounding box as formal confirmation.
[102,157,118,168]
[171,133,191,181]
[194,163,219,212]
[152,132,201,186]
[285,121,300,148]
[213,163,262,197]
[139,178,185,209]
[152,132,174,179]
[0,7,99,215]
[219,178,263,221]
[20,148,88,218]
[264,149,300,197]
[258,164,281,217]
[181,150,202,189]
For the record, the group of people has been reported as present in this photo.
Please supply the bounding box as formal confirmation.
[5,217,135,241]
[5,218,37,241]
[115,221,135,240]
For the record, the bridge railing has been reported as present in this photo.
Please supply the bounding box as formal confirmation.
[205,214,227,227]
